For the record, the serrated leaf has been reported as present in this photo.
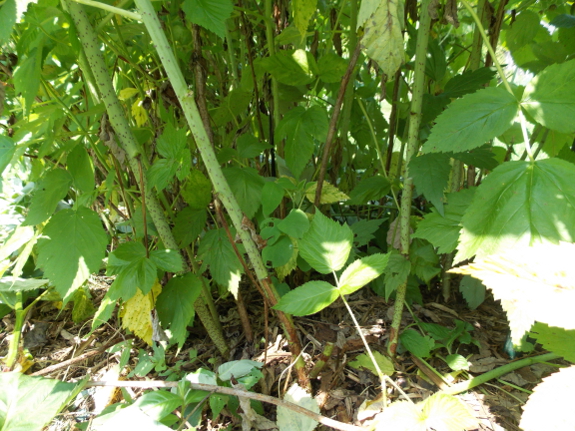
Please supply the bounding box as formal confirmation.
[148,159,179,191]
[273,280,338,316]
[506,11,540,52]
[550,14,575,28]
[421,393,478,431]
[218,360,263,381]
[172,207,207,248]
[299,211,353,274]
[400,329,435,358]
[13,47,42,112]
[349,351,395,376]
[442,67,497,99]
[455,159,575,263]
[522,59,575,134]
[67,145,95,193]
[409,153,451,214]
[120,282,161,345]
[72,287,95,323]
[339,253,390,295]
[277,209,309,239]
[292,0,316,39]
[0,372,77,431]
[118,87,139,100]
[0,135,16,176]
[0,277,49,292]
[277,383,319,431]
[24,169,73,226]
[181,0,233,38]
[318,52,348,83]
[222,167,265,219]
[258,49,316,86]
[449,145,499,171]
[409,240,440,283]
[237,134,270,159]
[261,181,285,216]
[348,175,391,205]
[182,170,212,209]
[36,208,107,302]
[156,273,202,347]
[198,228,243,297]
[157,123,187,160]
[362,0,405,77]
[520,366,575,431]
[445,354,469,371]
[422,87,518,153]
[276,105,328,179]
[529,323,575,363]
[305,181,349,204]
[0,0,17,46]
[451,242,575,342]
[459,275,485,310]
[149,249,183,273]
[131,99,148,127]
[262,235,294,267]
[384,250,411,300]
[107,242,158,298]
[412,188,476,254]
[351,219,384,247]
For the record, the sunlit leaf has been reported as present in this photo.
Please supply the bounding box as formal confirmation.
[181,0,233,38]
[339,253,389,295]
[24,169,72,226]
[273,280,338,316]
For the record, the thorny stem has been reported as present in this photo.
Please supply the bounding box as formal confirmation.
[64,0,228,356]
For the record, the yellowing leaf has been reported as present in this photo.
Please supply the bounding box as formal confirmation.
[119,87,139,100]
[305,181,349,204]
[120,281,161,345]
[450,242,575,339]
[131,99,148,127]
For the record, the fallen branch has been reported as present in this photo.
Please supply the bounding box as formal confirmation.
[87,379,363,431]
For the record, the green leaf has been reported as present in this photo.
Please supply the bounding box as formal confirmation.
[529,323,575,363]
[275,105,328,179]
[148,159,179,191]
[459,275,485,310]
[13,47,43,113]
[157,122,187,159]
[181,0,233,38]
[237,134,270,159]
[273,280,338,316]
[71,286,95,323]
[409,240,440,283]
[172,207,207,248]
[261,181,285,216]
[400,329,435,358]
[421,393,478,431]
[36,208,107,301]
[0,372,78,431]
[506,11,541,51]
[0,135,16,176]
[450,145,499,171]
[351,219,384,248]
[277,383,319,431]
[456,159,575,262]
[318,52,347,83]
[222,167,265,219]
[348,175,391,205]
[338,253,389,295]
[412,188,476,254]
[107,242,157,298]
[522,59,575,134]
[156,273,202,347]
[258,50,316,86]
[299,211,353,274]
[422,87,518,153]
[409,153,451,215]
[198,228,243,296]
[149,249,183,273]
[0,277,49,291]
[550,14,575,28]
[292,0,316,39]
[181,169,212,209]
[361,0,405,77]
[277,209,309,239]
[349,351,395,376]
[356,0,379,29]
[218,360,263,381]
[262,235,294,268]
[0,0,17,46]
[445,354,469,371]
[133,391,183,422]
[24,169,72,226]
[384,250,411,300]
[67,144,95,193]
[442,67,497,99]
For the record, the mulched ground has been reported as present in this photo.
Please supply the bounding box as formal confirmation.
[0,275,562,430]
